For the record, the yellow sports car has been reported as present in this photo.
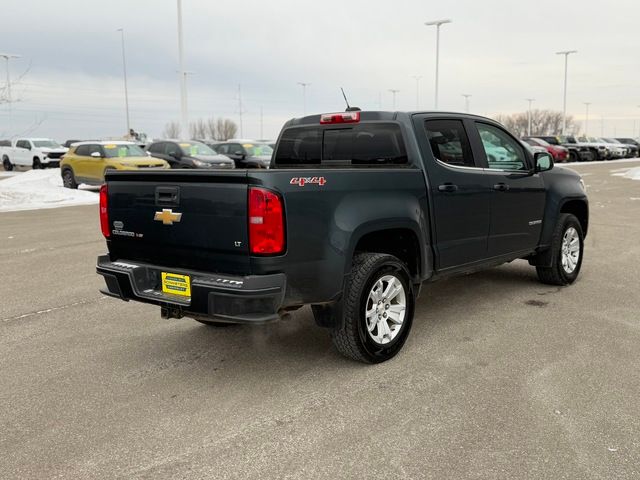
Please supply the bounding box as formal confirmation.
[60,141,169,188]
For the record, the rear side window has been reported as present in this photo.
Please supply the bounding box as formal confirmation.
[274,123,407,167]
[424,119,475,168]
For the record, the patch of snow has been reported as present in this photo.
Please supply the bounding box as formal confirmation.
[621,167,640,180]
[564,158,640,166]
[0,169,99,212]
[0,171,24,178]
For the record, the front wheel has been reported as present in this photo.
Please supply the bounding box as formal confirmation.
[536,213,584,285]
[331,253,415,363]
[32,157,42,169]
[61,168,78,189]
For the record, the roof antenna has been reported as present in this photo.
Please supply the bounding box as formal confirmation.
[341,87,361,112]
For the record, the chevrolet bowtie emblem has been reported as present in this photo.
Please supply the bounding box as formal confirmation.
[154,209,182,225]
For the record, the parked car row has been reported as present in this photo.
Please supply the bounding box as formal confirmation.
[56,137,276,188]
[522,135,639,162]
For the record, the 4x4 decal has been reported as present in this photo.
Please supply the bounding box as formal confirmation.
[290,176,327,187]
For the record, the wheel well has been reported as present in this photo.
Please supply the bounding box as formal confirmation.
[33,156,40,161]
[561,200,588,237]
[354,228,421,279]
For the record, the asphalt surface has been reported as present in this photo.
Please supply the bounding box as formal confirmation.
[1,161,639,479]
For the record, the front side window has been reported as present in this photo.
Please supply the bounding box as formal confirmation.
[476,123,528,171]
[16,140,30,149]
[165,143,180,157]
[424,119,475,168]
[87,144,102,157]
[229,144,244,155]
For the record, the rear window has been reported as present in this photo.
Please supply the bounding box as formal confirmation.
[274,123,407,167]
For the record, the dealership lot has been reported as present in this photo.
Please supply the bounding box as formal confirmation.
[1,161,639,479]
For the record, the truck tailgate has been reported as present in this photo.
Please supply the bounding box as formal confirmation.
[105,170,250,274]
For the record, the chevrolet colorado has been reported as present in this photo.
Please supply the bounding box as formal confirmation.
[97,111,589,363]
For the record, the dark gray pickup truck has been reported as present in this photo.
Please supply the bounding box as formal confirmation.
[97,111,588,363]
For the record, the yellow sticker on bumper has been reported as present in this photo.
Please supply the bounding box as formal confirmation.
[161,272,191,297]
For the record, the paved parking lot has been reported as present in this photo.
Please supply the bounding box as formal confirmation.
[1,161,639,479]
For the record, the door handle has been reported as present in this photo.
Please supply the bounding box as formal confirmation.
[493,183,510,191]
[438,183,458,193]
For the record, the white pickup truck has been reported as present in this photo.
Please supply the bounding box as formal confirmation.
[0,138,68,171]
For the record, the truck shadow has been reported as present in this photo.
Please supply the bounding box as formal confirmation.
[120,260,550,380]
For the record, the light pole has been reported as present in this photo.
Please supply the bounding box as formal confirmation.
[425,19,452,110]
[297,82,310,115]
[526,98,535,136]
[583,102,591,135]
[411,75,422,109]
[237,84,244,138]
[116,29,130,134]
[176,0,189,138]
[461,94,471,113]
[388,89,399,110]
[556,50,577,134]
[0,53,21,131]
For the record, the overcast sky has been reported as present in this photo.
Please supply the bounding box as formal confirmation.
[1,0,640,141]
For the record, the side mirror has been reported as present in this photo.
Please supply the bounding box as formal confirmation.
[534,152,553,172]
[91,151,102,158]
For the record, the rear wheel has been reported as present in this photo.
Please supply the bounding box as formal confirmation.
[330,253,415,363]
[62,168,78,189]
[2,156,13,171]
[536,213,584,285]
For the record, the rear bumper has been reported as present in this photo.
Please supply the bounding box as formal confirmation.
[96,255,286,324]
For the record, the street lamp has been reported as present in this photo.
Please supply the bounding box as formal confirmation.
[297,82,310,115]
[176,0,189,138]
[526,98,535,136]
[0,53,21,130]
[116,29,130,134]
[411,75,422,109]
[583,102,591,136]
[556,50,577,134]
[388,89,399,110]
[424,19,452,110]
[461,94,471,113]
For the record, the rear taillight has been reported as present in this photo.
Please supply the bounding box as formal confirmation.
[320,111,360,124]
[99,184,110,238]
[248,187,285,255]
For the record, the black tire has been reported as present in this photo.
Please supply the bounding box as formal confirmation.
[536,213,584,286]
[2,156,13,171]
[330,253,415,363]
[32,157,41,169]
[61,168,78,189]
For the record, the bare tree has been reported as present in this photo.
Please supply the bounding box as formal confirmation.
[494,110,580,137]
[206,118,218,139]
[162,121,181,139]
[189,118,207,139]
[215,118,238,140]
